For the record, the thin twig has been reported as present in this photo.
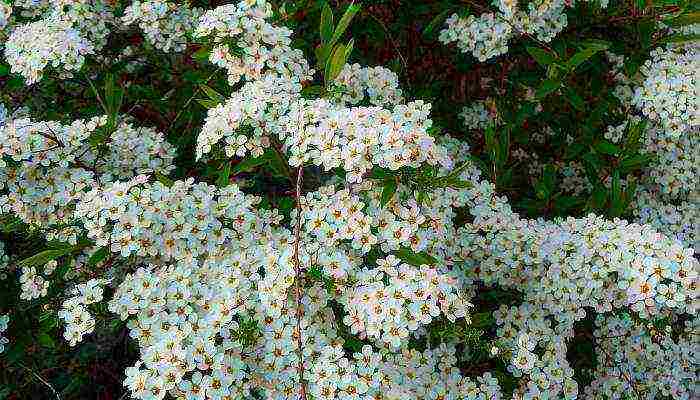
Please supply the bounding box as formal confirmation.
[19,362,61,400]
[85,74,108,114]
[167,70,219,132]
[368,13,410,85]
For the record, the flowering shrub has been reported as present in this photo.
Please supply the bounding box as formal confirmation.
[0,0,698,399]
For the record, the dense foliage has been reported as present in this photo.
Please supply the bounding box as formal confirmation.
[0,0,698,399]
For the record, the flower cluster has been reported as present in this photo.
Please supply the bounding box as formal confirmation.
[632,44,699,137]
[459,99,501,130]
[59,278,109,345]
[439,0,602,61]
[332,63,404,107]
[3,0,113,84]
[4,16,95,84]
[122,0,203,53]
[74,177,275,261]
[194,0,312,85]
[198,75,451,183]
[439,13,511,62]
[633,189,699,253]
[0,115,176,234]
[0,2,11,30]
[340,255,469,348]
[0,314,8,353]
[19,266,50,300]
[641,124,699,198]
[196,74,301,159]
[585,314,699,400]
[0,2,698,399]
[0,240,8,280]
[278,98,451,182]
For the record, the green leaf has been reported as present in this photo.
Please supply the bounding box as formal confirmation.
[624,120,647,154]
[17,248,74,269]
[37,333,56,349]
[423,8,452,38]
[344,38,355,61]
[87,246,109,267]
[216,162,231,187]
[199,84,225,104]
[266,149,288,178]
[589,184,608,209]
[380,179,398,207]
[232,154,270,175]
[656,33,700,44]
[619,154,654,174]
[320,4,334,44]
[594,140,621,156]
[536,79,560,99]
[609,170,624,216]
[535,164,556,200]
[449,180,474,189]
[301,84,325,98]
[325,43,348,84]
[665,11,700,27]
[330,3,360,50]
[192,46,211,61]
[155,172,174,187]
[583,152,603,183]
[526,46,555,67]
[564,86,584,111]
[196,98,221,109]
[565,40,610,71]
[394,247,437,266]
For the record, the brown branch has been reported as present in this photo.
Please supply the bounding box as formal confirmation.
[292,165,307,400]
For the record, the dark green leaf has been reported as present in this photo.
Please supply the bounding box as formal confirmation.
[564,86,584,111]
[320,4,334,44]
[594,140,621,156]
[619,154,654,173]
[526,46,555,67]
[536,79,560,99]
[37,333,56,349]
[87,246,109,267]
[325,44,348,83]
[155,172,174,186]
[656,33,700,44]
[196,98,220,109]
[216,162,231,187]
[232,154,270,175]
[423,8,452,38]
[566,41,609,71]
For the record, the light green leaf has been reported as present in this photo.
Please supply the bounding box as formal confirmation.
[199,84,225,104]
[330,3,360,49]
[380,179,398,207]
[325,44,348,83]
[17,248,74,269]
[394,247,437,266]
